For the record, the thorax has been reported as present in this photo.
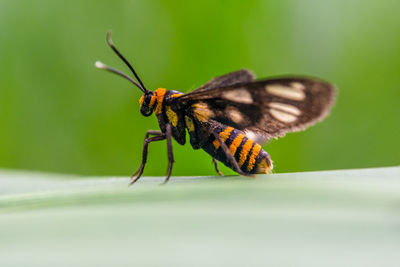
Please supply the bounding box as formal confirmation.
[153,89,186,145]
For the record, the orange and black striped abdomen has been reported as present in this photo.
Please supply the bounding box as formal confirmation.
[202,125,273,174]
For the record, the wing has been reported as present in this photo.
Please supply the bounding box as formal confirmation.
[176,76,336,142]
[191,69,256,93]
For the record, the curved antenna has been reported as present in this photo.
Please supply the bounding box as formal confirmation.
[106,32,148,92]
[95,61,146,93]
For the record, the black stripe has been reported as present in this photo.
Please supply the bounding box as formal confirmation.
[233,136,248,164]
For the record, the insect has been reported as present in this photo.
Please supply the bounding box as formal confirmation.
[96,32,336,184]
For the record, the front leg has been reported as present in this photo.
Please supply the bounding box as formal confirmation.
[130,130,165,185]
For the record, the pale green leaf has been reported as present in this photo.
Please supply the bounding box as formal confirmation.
[0,167,399,267]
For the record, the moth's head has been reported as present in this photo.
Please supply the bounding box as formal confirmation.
[95,31,152,115]
[139,91,156,116]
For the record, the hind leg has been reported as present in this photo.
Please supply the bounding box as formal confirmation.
[212,158,223,176]
[212,131,251,177]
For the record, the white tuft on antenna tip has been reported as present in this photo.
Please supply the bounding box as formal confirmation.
[95,61,106,69]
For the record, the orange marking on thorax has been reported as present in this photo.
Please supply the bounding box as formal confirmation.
[149,94,157,108]
[139,95,144,106]
[171,93,183,98]
[229,134,245,156]
[155,88,166,115]
[213,127,234,149]
[238,140,254,167]
[247,144,261,172]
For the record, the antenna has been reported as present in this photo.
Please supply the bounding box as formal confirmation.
[94,61,146,93]
[105,32,148,92]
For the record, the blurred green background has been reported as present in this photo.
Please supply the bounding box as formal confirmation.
[0,0,399,177]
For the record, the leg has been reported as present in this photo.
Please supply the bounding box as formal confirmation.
[162,124,175,184]
[130,130,163,177]
[212,158,223,176]
[212,131,251,176]
[130,130,165,185]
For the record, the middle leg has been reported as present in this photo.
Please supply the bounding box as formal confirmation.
[162,123,175,184]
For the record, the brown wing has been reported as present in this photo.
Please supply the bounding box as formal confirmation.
[176,76,336,141]
[190,69,256,93]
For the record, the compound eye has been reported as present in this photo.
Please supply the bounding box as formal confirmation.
[140,93,154,116]
[140,105,153,116]
[144,94,153,105]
